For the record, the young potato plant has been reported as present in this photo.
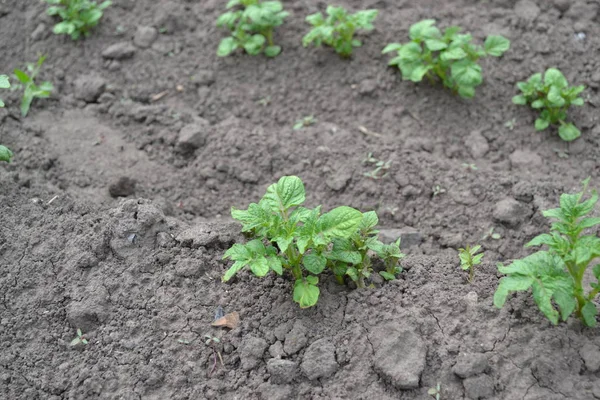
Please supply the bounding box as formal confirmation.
[303,6,378,58]
[494,178,600,327]
[14,56,54,117]
[217,0,289,58]
[223,176,404,308]
[382,19,510,98]
[0,75,12,163]
[512,68,584,142]
[458,244,483,283]
[45,0,112,40]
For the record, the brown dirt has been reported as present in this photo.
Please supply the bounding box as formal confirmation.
[1,0,600,399]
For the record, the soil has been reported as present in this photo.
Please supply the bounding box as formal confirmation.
[2,0,600,399]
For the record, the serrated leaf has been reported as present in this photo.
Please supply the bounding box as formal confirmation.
[249,256,269,277]
[379,271,396,280]
[581,301,597,327]
[358,211,378,231]
[223,260,246,282]
[263,176,306,214]
[451,60,482,87]
[382,43,402,54]
[534,118,550,131]
[484,35,510,56]
[217,37,238,57]
[318,206,363,239]
[293,278,320,308]
[493,275,534,307]
[558,123,580,142]
[527,233,555,247]
[0,145,13,162]
[303,253,327,274]
[553,290,577,321]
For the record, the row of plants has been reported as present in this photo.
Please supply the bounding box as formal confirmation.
[223,176,600,328]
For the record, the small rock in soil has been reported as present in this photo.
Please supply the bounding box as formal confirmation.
[283,321,308,355]
[371,322,426,389]
[467,130,489,159]
[514,0,540,21]
[357,79,378,96]
[176,221,240,249]
[191,70,216,87]
[452,352,489,378]
[108,177,136,197]
[239,336,268,371]
[177,119,209,154]
[301,338,338,380]
[493,198,532,227]
[463,374,495,399]
[509,149,542,169]
[74,75,106,103]
[102,42,137,60]
[267,359,297,384]
[378,228,422,249]
[552,0,571,12]
[512,181,534,203]
[580,343,600,372]
[565,1,598,21]
[269,341,284,358]
[31,23,49,41]
[66,298,107,332]
[134,26,158,48]
[257,383,293,400]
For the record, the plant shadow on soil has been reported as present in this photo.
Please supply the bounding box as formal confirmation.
[1,0,600,399]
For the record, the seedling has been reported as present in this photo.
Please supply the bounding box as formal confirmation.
[432,185,446,198]
[204,334,224,376]
[223,176,404,308]
[362,152,391,180]
[303,6,378,58]
[70,328,88,346]
[13,56,54,117]
[462,163,478,171]
[293,115,317,130]
[383,20,510,98]
[216,0,289,57]
[459,244,484,283]
[494,178,600,327]
[482,227,501,241]
[0,75,12,163]
[428,382,442,400]
[512,68,584,141]
[371,238,404,281]
[45,0,112,40]
[504,118,516,131]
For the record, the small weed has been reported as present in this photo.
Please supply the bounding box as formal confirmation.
[70,328,88,346]
[303,6,378,58]
[459,244,484,283]
[45,0,112,40]
[257,96,271,106]
[432,185,446,198]
[362,153,391,179]
[293,115,317,130]
[462,163,478,171]
[204,334,224,376]
[482,227,501,241]
[13,56,54,117]
[383,19,509,98]
[504,118,516,130]
[428,382,441,400]
[0,75,12,163]
[513,68,584,141]
[553,148,569,159]
[217,0,289,57]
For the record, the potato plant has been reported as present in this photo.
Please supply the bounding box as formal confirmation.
[0,75,12,162]
[512,68,584,141]
[458,244,483,283]
[217,0,289,58]
[303,6,378,58]
[222,176,404,308]
[494,178,600,327]
[45,0,112,40]
[14,56,54,117]
[382,19,510,98]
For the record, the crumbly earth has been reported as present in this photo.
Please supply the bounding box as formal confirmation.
[1,0,600,399]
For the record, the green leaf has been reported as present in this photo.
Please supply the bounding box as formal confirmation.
[303,253,327,275]
[534,118,550,131]
[457,85,475,99]
[424,39,447,51]
[410,65,432,82]
[544,68,567,88]
[223,260,246,282]
[358,211,378,231]
[244,34,266,55]
[382,43,402,54]
[0,75,9,89]
[293,278,320,308]
[263,176,306,214]
[379,271,396,280]
[451,60,482,87]
[409,19,439,40]
[318,206,363,239]
[579,217,600,229]
[527,233,555,247]
[268,257,283,275]
[581,301,597,327]
[484,35,510,56]
[217,37,238,57]
[571,98,584,106]
[493,275,534,308]
[305,12,324,26]
[531,99,545,109]
[326,250,362,265]
[14,69,30,84]
[249,256,269,277]
[440,46,467,61]
[512,95,527,105]
[264,45,281,57]
[398,42,422,62]
[547,86,565,107]
[21,94,34,117]
[558,123,580,142]
[346,267,358,281]
[0,145,13,162]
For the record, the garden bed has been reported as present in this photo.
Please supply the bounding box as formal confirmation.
[1,0,600,399]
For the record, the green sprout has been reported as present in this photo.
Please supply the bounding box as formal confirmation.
[0,75,12,163]
[45,0,112,40]
[512,68,585,141]
[216,0,289,57]
[383,19,510,98]
[70,328,88,346]
[362,152,391,179]
[458,244,484,283]
[428,382,441,400]
[13,56,54,117]
[494,178,600,327]
[303,6,378,58]
[293,115,317,130]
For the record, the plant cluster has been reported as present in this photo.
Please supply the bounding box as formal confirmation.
[222,176,404,308]
[458,244,484,283]
[383,19,510,98]
[14,56,54,117]
[45,0,112,40]
[303,6,378,57]
[362,152,391,180]
[216,0,289,58]
[0,75,12,163]
[494,178,600,327]
[512,68,585,142]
